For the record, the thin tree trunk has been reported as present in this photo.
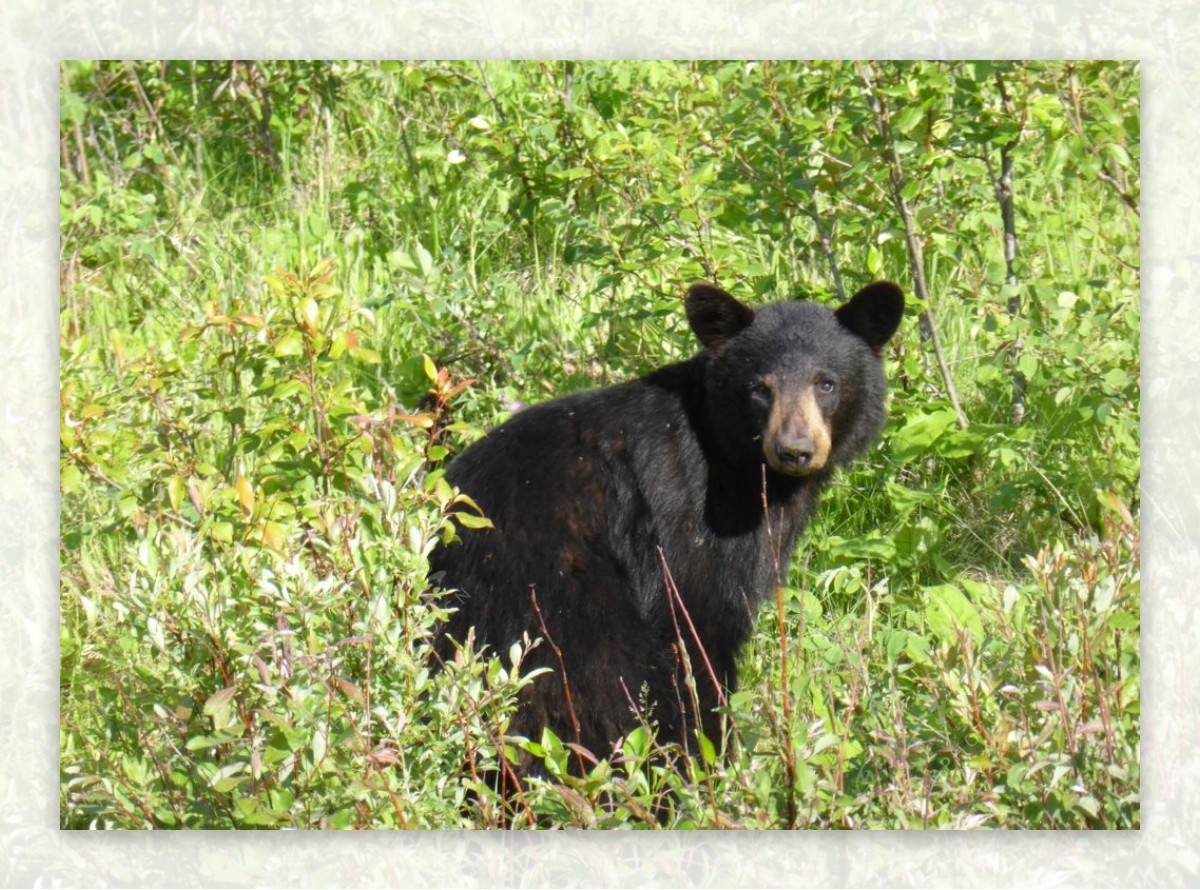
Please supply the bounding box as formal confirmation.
[857,62,968,430]
[993,71,1026,425]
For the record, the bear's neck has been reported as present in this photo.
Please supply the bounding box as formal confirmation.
[703,457,825,544]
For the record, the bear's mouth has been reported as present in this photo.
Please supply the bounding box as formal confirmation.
[764,440,827,476]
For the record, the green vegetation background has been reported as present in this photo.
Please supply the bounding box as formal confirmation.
[59,60,1139,829]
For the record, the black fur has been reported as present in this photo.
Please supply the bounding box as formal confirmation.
[428,281,903,767]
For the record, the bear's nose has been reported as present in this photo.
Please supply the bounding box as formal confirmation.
[775,438,814,469]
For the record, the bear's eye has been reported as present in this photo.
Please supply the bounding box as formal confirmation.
[750,380,772,399]
[816,378,836,394]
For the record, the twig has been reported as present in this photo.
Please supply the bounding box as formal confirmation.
[1055,64,1139,217]
[530,588,587,775]
[657,548,728,712]
[760,466,799,829]
[428,641,536,827]
[474,62,536,206]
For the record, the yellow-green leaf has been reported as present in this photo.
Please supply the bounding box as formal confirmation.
[274,329,304,357]
[203,686,237,716]
[454,512,494,530]
[167,474,184,512]
[62,463,83,494]
[235,475,255,515]
[299,298,320,334]
[309,256,336,284]
[262,521,287,551]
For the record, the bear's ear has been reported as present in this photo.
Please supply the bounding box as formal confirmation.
[835,281,905,355]
[686,283,756,352]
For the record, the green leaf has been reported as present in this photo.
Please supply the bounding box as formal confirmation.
[329,329,348,360]
[894,106,926,136]
[416,243,433,278]
[203,686,237,716]
[1108,610,1139,631]
[822,533,895,562]
[62,463,83,495]
[892,409,958,464]
[623,725,649,760]
[905,632,932,665]
[166,475,185,512]
[387,249,418,273]
[883,629,910,663]
[61,92,87,124]
[453,512,493,530]
[867,246,883,277]
[1103,142,1133,171]
[210,762,248,793]
[274,330,304,357]
[924,584,985,648]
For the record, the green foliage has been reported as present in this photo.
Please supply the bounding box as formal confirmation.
[61,60,1139,829]
[60,252,532,828]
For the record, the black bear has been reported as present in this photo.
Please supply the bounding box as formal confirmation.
[428,280,903,772]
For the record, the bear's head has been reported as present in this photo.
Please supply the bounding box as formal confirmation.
[686,281,904,476]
